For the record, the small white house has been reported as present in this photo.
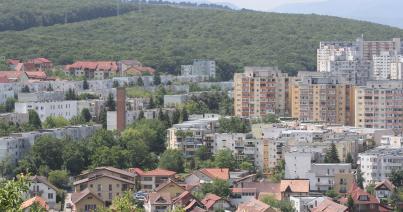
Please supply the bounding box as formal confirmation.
[27,176,58,209]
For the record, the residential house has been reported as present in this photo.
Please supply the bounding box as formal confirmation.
[374,179,396,200]
[64,61,119,80]
[70,188,104,212]
[171,191,204,211]
[280,180,310,200]
[311,198,348,212]
[230,187,257,207]
[333,173,355,194]
[185,168,229,185]
[20,196,49,212]
[144,192,173,212]
[154,179,186,198]
[290,195,327,212]
[129,168,176,191]
[339,183,380,212]
[236,198,276,212]
[201,193,231,212]
[27,176,58,209]
[73,167,136,206]
[26,58,53,70]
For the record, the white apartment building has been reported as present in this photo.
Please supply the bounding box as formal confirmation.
[0,113,29,125]
[380,135,403,148]
[307,163,352,192]
[15,100,79,121]
[372,51,394,80]
[290,195,327,212]
[212,133,255,163]
[167,115,220,158]
[285,152,312,179]
[390,56,403,80]
[181,60,216,78]
[17,91,65,103]
[359,147,403,187]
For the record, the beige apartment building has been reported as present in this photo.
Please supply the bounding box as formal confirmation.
[355,80,403,129]
[290,75,355,125]
[234,67,292,118]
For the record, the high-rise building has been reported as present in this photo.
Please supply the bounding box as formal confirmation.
[234,67,292,118]
[354,81,403,129]
[363,38,401,61]
[289,74,355,125]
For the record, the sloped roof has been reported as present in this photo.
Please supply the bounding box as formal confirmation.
[25,70,47,79]
[201,193,224,210]
[232,187,257,194]
[147,192,172,205]
[29,175,59,192]
[311,198,348,212]
[375,179,396,191]
[71,188,103,204]
[0,75,10,83]
[73,174,135,186]
[280,180,309,193]
[339,183,379,205]
[7,59,20,65]
[20,196,49,210]
[28,58,52,64]
[65,61,117,72]
[0,71,24,79]
[129,168,176,176]
[155,179,185,192]
[200,168,229,180]
[236,198,273,212]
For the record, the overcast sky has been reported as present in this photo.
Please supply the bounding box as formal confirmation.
[209,0,324,10]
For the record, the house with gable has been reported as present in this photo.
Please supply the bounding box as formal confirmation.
[374,179,396,200]
[201,193,231,212]
[70,188,104,212]
[129,168,177,191]
[26,176,58,209]
[280,179,310,200]
[144,192,173,212]
[185,168,230,185]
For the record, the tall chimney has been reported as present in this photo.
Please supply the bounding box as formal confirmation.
[116,87,126,132]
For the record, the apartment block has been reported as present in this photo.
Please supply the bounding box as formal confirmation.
[363,38,401,61]
[234,67,291,118]
[354,80,403,129]
[167,115,220,157]
[212,133,256,165]
[17,91,64,102]
[358,147,403,187]
[290,75,354,125]
[181,59,216,79]
[15,100,79,121]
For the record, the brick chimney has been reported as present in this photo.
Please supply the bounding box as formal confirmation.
[116,87,126,132]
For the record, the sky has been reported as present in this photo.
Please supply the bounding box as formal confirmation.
[208,0,324,11]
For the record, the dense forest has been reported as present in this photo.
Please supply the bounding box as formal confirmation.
[1,2,403,79]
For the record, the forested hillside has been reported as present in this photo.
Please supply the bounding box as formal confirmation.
[0,0,141,31]
[1,3,403,79]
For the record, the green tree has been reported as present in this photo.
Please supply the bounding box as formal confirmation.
[43,116,70,128]
[324,143,340,163]
[70,115,86,125]
[218,117,250,133]
[63,142,88,175]
[180,107,189,122]
[153,73,161,86]
[356,168,364,189]
[5,98,15,112]
[159,149,184,173]
[91,146,129,169]
[261,195,295,212]
[106,93,116,111]
[148,96,155,109]
[325,189,338,199]
[345,152,353,164]
[365,183,375,195]
[48,170,69,189]
[201,179,231,198]
[31,135,65,170]
[28,109,42,129]
[347,195,355,210]
[390,169,403,187]
[112,191,137,211]
[83,77,89,90]
[65,88,77,100]
[138,110,145,120]
[214,149,236,170]
[262,114,280,123]
[99,109,107,129]
[195,146,211,161]
[172,108,181,124]
[0,174,30,211]
[240,161,254,173]
[137,77,144,86]
[81,108,92,122]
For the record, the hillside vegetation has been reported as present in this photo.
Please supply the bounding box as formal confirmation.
[1,4,403,79]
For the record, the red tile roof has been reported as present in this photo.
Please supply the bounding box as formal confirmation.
[20,196,49,210]
[7,59,20,65]
[375,179,396,191]
[0,75,10,83]
[280,180,310,193]
[200,168,229,180]
[201,193,223,210]
[129,168,176,177]
[66,61,118,72]
[27,58,52,64]
[339,183,379,205]
[124,66,156,76]
[25,70,47,79]
[311,198,348,212]
[232,187,257,194]
[236,198,272,212]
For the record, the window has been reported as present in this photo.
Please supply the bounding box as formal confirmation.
[85,204,96,211]
[97,184,101,191]
[48,193,53,199]
[109,184,112,191]
[109,193,113,200]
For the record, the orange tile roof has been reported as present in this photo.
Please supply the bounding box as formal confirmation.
[20,196,49,210]
[311,198,348,212]
[231,187,257,193]
[0,71,23,79]
[339,183,379,205]
[236,198,272,212]
[28,58,52,64]
[125,66,156,76]
[66,61,118,72]
[280,180,309,193]
[201,193,223,210]
[375,179,396,191]
[7,59,20,65]
[25,70,47,79]
[129,168,176,176]
[200,168,229,180]
[0,75,10,83]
